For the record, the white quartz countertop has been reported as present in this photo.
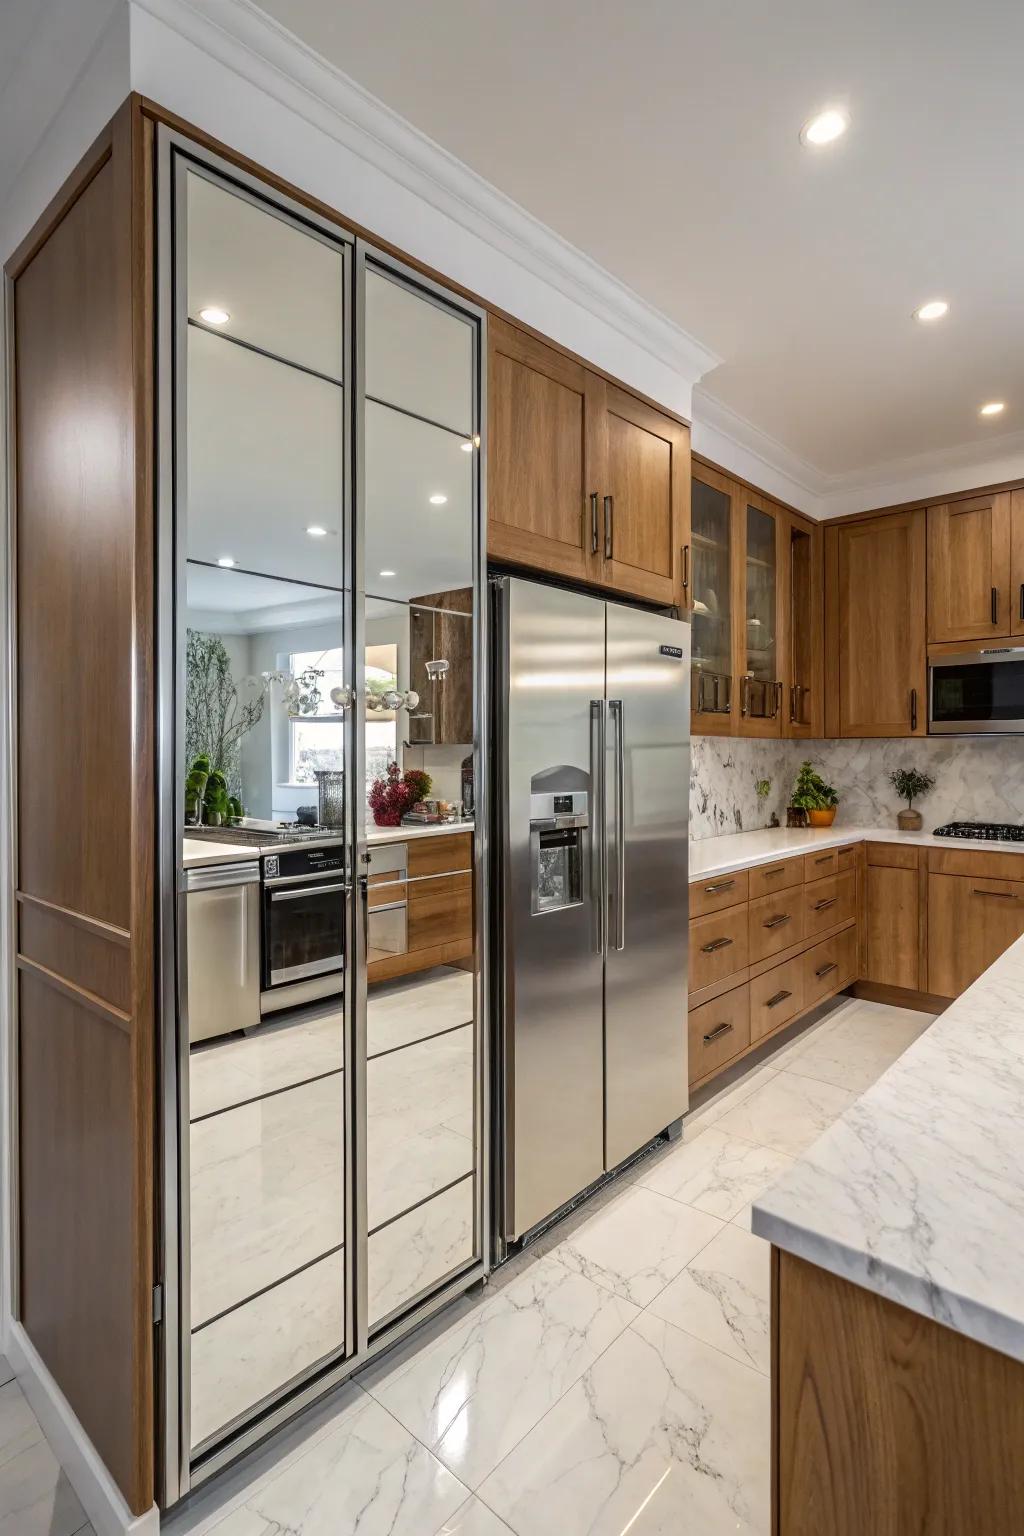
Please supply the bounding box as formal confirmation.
[182,820,473,868]
[752,928,1024,1364]
[688,822,1024,880]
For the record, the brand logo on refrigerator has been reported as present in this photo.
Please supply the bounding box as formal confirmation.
[659,644,684,660]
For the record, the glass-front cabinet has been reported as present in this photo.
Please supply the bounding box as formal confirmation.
[691,465,737,732]
[160,133,485,1499]
[740,494,782,735]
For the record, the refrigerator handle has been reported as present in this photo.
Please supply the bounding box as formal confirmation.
[609,698,625,951]
[590,699,606,956]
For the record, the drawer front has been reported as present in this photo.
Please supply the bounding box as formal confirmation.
[689,868,749,918]
[803,925,858,1007]
[749,888,805,964]
[688,984,750,1084]
[804,870,856,937]
[866,841,918,870]
[749,955,805,1042]
[748,858,802,900]
[837,844,858,873]
[804,848,839,881]
[690,905,749,990]
[928,847,1024,881]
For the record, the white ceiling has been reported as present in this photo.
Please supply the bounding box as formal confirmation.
[256,0,1024,494]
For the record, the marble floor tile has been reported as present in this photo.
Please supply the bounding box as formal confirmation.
[714,1068,856,1158]
[369,1178,476,1327]
[368,967,474,1058]
[479,1311,770,1536]
[370,1252,638,1488]
[683,1061,780,1140]
[541,1184,723,1307]
[783,998,935,1093]
[367,1025,474,1141]
[368,1122,473,1232]
[0,1362,13,1392]
[431,1497,513,1535]
[647,1223,771,1374]
[190,1011,343,1121]
[208,1391,468,1536]
[638,1126,794,1222]
[0,1383,86,1536]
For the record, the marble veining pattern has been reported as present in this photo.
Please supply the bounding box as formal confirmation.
[647,1224,771,1374]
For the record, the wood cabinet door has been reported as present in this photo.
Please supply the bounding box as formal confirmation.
[827,510,927,737]
[783,511,823,738]
[1011,488,1024,636]
[690,464,742,737]
[865,863,920,989]
[590,378,689,606]
[928,872,1024,997]
[737,491,784,738]
[927,491,1011,642]
[487,316,599,583]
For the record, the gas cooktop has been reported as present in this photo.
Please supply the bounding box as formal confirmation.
[933,821,1024,843]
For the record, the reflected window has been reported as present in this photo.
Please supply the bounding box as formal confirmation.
[366,643,399,796]
[287,646,345,784]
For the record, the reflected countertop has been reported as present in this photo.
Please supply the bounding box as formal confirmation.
[183,820,474,869]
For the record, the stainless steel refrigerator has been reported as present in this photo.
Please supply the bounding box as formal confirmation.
[493,575,690,1245]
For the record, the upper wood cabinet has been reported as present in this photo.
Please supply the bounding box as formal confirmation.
[825,509,927,737]
[1013,489,1024,635]
[784,511,824,737]
[691,464,740,734]
[737,491,784,738]
[487,317,690,607]
[927,491,1012,642]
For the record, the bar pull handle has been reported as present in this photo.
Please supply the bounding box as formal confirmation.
[814,854,832,865]
[972,887,1017,899]
[763,866,786,879]
[609,698,625,951]
[703,879,735,894]
[789,683,798,724]
[681,543,690,594]
[740,675,751,717]
[773,680,783,718]
[763,913,791,930]
[589,493,599,556]
[700,936,734,954]
[604,494,614,560]
[1020,583,1024,625]
[590,699,606,954]
[815,960,838,979]
[910,687,918,732]
[992,586,999,626]
[813,897,837,912]
[766,989,792,1009]
[703,1021,734,1045]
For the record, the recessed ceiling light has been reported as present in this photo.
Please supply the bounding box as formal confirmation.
[800,109,848,147]
[429,493,448,505]
[460,441,474,453]
[980,401,1006,417]
[199,306,231,326]
[306,525,328,537]
[913,300,949,322]
[217,556,236,568]
[379,569,396,577]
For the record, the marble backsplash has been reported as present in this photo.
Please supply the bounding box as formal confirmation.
[691,735,1024,840]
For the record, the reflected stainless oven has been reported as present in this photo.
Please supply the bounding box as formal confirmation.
[261,842,347,1012]
[930,646,1024,733]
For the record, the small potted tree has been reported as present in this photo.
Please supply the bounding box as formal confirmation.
[790,760,840,827]
[889,767,935,832]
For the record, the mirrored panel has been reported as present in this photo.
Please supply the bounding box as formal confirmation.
[365,267,473,434]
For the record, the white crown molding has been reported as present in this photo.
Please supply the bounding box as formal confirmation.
[690,388,830,514]
[128,0,719,404]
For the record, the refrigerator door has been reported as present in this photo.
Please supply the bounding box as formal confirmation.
[499,577,607,1240]
[604,603,690,1169]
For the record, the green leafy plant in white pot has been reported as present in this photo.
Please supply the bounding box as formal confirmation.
[889,767,934,832]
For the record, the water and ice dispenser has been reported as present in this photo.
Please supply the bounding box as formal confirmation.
[529,773,590,916]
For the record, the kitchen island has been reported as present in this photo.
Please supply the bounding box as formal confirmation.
[753,929,1024,1532]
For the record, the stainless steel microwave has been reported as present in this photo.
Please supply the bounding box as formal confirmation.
[930,646,1024,733]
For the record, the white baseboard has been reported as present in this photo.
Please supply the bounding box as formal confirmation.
[7,1321,160,1536]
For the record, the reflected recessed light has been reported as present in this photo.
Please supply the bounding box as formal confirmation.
[217,556,236,568]
[913,299,949,322]
[379,569,396,578]
[306,525,328,537]
[199,306,231,326]
[800,109,848,147]
[980,401,1006,417]
[429,493,448,505]
[460,441,474,453]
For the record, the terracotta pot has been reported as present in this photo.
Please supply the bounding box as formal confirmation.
[807,807,837,827]
[897,808,923,831]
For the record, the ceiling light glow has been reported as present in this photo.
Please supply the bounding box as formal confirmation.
[980,401,1006,417]
[460,441,474,453]
[913,300,949,322]
[199,306,231,326]
[379,569,396,577]
[800,109,848,147]
[306,525,328,537]
[217,556,236,568]
[429,493,448,505]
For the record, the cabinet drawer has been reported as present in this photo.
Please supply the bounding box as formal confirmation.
[748,858,802,900]
[803,848,839,881]
[804,870,856,937]
[928,847,1024,881]
[803,926,858,1007]
[749,888,804,964]
[689,869,749,917]
[688,984,750,1084]
[690,905,749,990]
[837,844,858,873]
[866,841,918,870]
[750,955,805,1043]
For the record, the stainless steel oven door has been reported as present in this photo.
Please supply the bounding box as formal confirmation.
[930,647,1024,734]
[263,875,346,987]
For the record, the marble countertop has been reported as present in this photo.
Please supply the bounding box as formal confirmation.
[183,820,473,868]
[752,928,1024,1364]
[689,823,1024,880]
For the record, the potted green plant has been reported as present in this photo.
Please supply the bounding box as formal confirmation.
[790,760,840,828]
[889,767,935,832]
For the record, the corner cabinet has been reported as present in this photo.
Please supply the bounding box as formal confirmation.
[487,317,690,608]
[825,510,927,737]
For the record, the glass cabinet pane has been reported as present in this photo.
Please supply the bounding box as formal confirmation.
[744,502,778,718]
[691,477,732,714]
[789,521,813,727]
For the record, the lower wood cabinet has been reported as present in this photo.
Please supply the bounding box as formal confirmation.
[804,926,858,1008]
[749,887,805,964]
[928,870,1024,999]
[688,984,751,1082]
[750,955,805,1041]
[690,904,749,990]
[864,843,922,990]
[367,833,473,984]
[804,870,856,939]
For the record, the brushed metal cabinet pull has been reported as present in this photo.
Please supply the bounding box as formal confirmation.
[763,913,791,929]
[815,960,838,979]
[766,989,792,1008]
[814,854,832,864]
[972,887,1016,898]
[992,586,999,626]
[604,494,613,559]
[589,492,599,555]
[682,543,690,592]
[700,935,734,953]
[1020,582,1024,625]
[740,675,751,717]
[703,1021,734,1044]
[910,687,918,732]
[704,879,735,894]
[764,866,785,878]
[813,897,837,911]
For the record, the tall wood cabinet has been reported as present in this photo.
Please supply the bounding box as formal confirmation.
[825,510,927,737]
[487,316,690,607]
[928,488,1024,642]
